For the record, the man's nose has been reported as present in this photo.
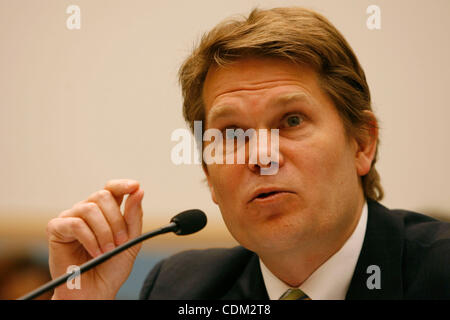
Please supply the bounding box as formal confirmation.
[247,129,284,175]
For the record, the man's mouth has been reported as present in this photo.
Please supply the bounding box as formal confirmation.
[249,188,294,203]
[255,191,280,199]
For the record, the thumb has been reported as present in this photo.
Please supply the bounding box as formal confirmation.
[123,188,144,239]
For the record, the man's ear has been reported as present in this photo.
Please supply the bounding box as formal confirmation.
[202,164,218,204]
[355,111,378,176]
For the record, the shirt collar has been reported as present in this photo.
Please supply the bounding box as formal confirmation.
[259,201,368,300]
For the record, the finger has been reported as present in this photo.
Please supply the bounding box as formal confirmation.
[86,189,129,245]
[104,179,140,206]
[123,188,144,239]
[61,202,116,254]
[47,217,102,258]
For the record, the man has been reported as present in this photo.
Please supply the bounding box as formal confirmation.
[46,7,450,300]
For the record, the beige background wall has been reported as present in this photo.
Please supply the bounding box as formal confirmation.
[1,0,449,247]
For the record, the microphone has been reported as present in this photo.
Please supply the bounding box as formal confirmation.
[18,209,207,300]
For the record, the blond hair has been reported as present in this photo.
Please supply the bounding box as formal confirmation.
[178,7,383,201]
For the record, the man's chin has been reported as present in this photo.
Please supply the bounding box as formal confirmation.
[236,221,309,254]
[245,203,301,225]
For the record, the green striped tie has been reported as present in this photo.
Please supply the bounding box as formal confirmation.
[279,288,311,300]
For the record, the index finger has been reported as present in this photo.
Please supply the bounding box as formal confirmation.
[104,179,140,206]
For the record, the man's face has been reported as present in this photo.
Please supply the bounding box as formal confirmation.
[202,57,368,255]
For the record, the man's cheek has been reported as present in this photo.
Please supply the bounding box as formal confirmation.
[211,181,230,206]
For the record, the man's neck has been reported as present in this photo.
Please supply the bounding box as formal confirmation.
[259,197,366,287]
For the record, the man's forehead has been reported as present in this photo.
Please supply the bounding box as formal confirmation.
[202,57,319,121]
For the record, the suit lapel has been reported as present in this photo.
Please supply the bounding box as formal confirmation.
[221,252,269,300]
[346,200,404,299]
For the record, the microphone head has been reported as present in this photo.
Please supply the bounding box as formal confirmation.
[170,209,207,235]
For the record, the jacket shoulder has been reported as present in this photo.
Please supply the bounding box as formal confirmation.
[390,206,450,244]
[369,200,450,246]
[139,246,254,300]
[348,200,450,299]
[383,204,450,298]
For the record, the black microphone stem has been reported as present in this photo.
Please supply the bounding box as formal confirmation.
[18,222,177,300]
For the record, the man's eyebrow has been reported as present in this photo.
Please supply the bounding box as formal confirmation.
[273,92,315,106]
[207,105,238,124]
[207,92,314,124]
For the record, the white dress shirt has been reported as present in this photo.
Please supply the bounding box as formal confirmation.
[260,202,368,300]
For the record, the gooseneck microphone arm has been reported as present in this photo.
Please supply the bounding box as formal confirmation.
[18,209,207,300]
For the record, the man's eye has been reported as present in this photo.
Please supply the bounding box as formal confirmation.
[282,114,304,128]
[224,127,245,140]
[225,129,236,139]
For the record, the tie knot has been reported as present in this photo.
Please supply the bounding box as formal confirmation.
[279,288,311,300]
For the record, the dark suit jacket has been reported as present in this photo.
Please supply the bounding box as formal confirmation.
[139,200,450,299]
